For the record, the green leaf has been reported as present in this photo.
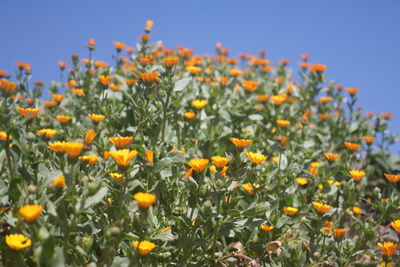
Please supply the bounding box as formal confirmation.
[173,77,191,92]
[84,187,108,209]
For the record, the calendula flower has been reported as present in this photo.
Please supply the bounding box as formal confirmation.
[145,20,154,32]
[349,170,366,181]
[145,150,154,163]
[44,101,58,107]
[98,75,111,87]
[110,84,122,92]
[161,227,171,233]
[324,153,340,161]
[52,175,66,188]
[352,206,363,214]
[245,152,267,165]
[48,141,66,153]
[108,173,125,183]
[296,178,308,186]
[242,183,255,195]
[133,192,157,209]
[6,234,32,250]
[17,108,39,119]
[52,94,64,102]
[186,66,201,75]
[309,64,327,72]
[0,79,17,94]
[19,204,43,222]
[79,155,98,165]
[312,201,333,214]
[344,142,361,151]
[184,112,196,119]
[319,113,330,120]
[113,41,126,52]
[276,120,290,127]
[346,88,360,95]
[333,228,346,240]
[390,220,400,233]
[188,159,209,172]
[140,34,150,42]
[73,89,85,96]
[192,99,208,109]
[63,142,84,158]
[378,242,397,257]
[257,95,268,102]
[384,173,400,183]
[110,149,138,167]
[163,56,179,68]
[133,240,156,255]
[84,129,96,146]
[56,115,72,123]
[109,136,134,148]
[0,131,12,141]
[211,156,229,168]
[260,225,274,232]
[37,129,57,139]
[88,114,105,123]
[270,94,287,105]
[140,72,159,84]
[319,96,332,103]
[229,137,253,149]
[242,80,259,92]
[362,136,375,144]
[283,206,298,216]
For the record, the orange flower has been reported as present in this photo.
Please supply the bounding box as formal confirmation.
[346,88,360,95]
[242,183,256,195]
[229,69,242,77]
[188,159,209,172]
[132,240,156,255]
[79,155,99,165]
[140,72,159,83]
[145,150,154,163]
[245,152,267,165]
[108,173,125,183]
[312,201,333,214]
[362,136,375,144]
[161,227,171,233]
[319,96,332,103]
[384,173,400,183]
[52,94,64,102]
[133,192,157,209]
[283,206,298,216]
[377,242,397,257]
[63,142,84,158]
[99,75,111,87]
[44,101,57,108]
[110,149,138,167]
[332,228,346,240]
[0,79,17,94]
[145,20,154,32]
[16,61,30,70]
[48,141,66,153]
[56,115,71,123]
[17,108,39,119]
[19,204,43,222]
[229,137,252,148]
[113,41,126,52]
[257,95,268,102]
[344,142,361,151]
[211,156,229,168]
[52,175,66,188]
[349,170,366,181]
[260,225,274,232]
[319,113,330,120]
[242,80,259,92]
[276,120,290,127]
[110,84,122,92]
[88,113,105,123]
[109,137,134,148]
[37,129,57,139]
[88,38,95,49]
[186,66,201,75]
[324,153,340,161]
[270,93,287,105]
[380,113,393,120]
[163,56,179,68]
[390,220,400,233]
[84,129,96,146]
[140,34,150,42]
[309,64,327,72]
[184,112,196,119]
[192,99,208,109]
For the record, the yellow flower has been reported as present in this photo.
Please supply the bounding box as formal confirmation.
[88,113,105,123]
[52,94,64,102]
[296,178,308,186]
[384,173,400,183]
[110,149,139,167]
[37,129,57,139]
[188,159,209,172]
[98,75,111,86]
[0,131,11,141]
[186,66,201,75]
[319,96,332,103]
[145,20,154,32]
[73,89,85,96]
[362,136,375,144]
[211,156,229,168]
[276,120,290,127]
[52,175,66,188]
[192,99,208,109]
[108,173,126,183]
[229,137,253,149]
[260,225,274,232]
[377,242,397,257]
[6,234,32,250]
[184,112,196,119]
[133,192,157,209]
[84,129,96,146]
[19,204,43,222]
[63,142,84,158]
[17,108,40,119]
[79,155,99,165]
[56,115,71,123]
[344,142,361,151]
[283,206,298,216]
[380,262,393,267]
[242,80,259,92]
[145,150,154,163]
[109,136,134,148]
[48,141,66,153]
[349,170,366,181]
[133,240,156,255]
[312,201,333,214]
[390,220,400,233]
[245,152,267,165]
[324,153,339,161]
[242,183,255,195]
[184,168,194,179]
[352,206,363,214]
[270,94,287,105]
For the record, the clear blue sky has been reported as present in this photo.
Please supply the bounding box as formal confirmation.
[1,0,399,153]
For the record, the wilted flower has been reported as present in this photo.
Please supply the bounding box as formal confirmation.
[133,192,157,209]
[6,234,32,250]
[19,204,43,222]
